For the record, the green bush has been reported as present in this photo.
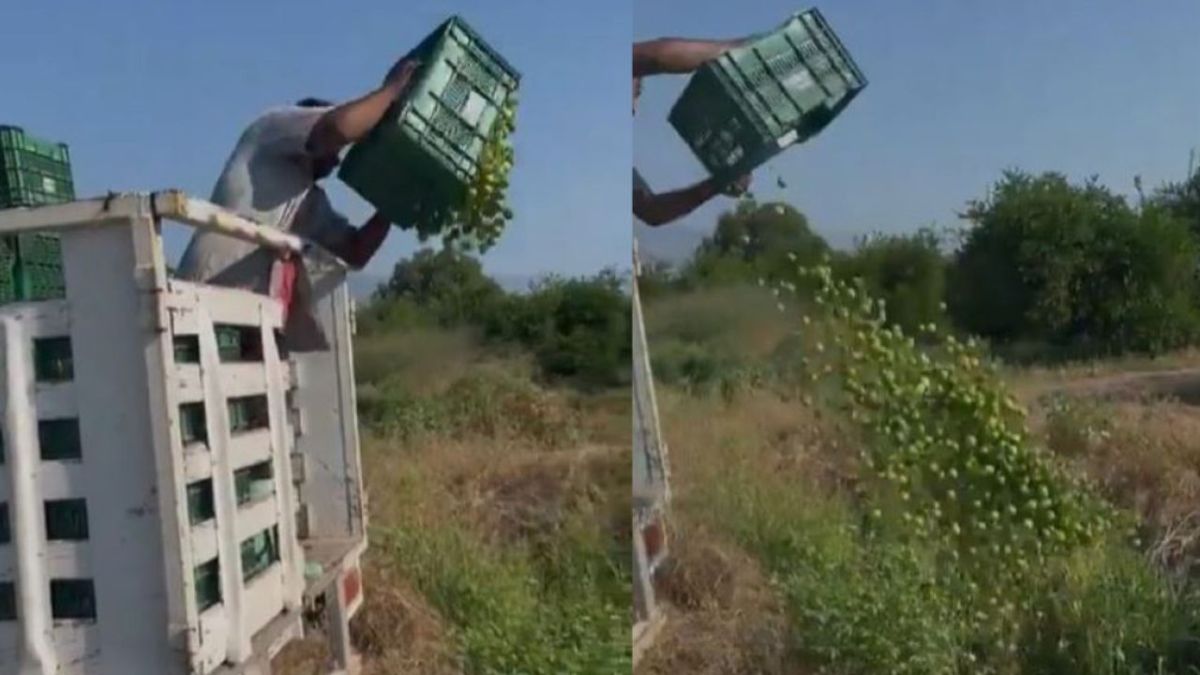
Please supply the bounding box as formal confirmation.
[949,171,1200,357]
[375,524,630,675]
[680,199,830,289]
[371,248,506,330]
[485,272,631,389]
[836,228,949,336]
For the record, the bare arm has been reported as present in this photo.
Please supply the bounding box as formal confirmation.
[338,213,392,270]
[634,178,722,227]
[305,60,420,158]
[633,38,747,77]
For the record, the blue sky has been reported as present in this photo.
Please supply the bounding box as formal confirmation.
[635,0,1200,256]
[1,1,630,283]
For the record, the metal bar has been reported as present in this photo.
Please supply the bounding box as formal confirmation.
[197,307,252,663]
[2,316,57,675]
[151,191,303,255]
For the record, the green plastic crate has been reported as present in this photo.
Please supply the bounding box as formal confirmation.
[0,234,65,304]
[668,8,867,182]
[0,126,75,210]
[338,15,520,227]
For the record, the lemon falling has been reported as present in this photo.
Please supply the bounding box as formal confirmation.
[441,95,518,252]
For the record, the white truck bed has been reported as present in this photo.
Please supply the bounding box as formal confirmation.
[0,192,367,675]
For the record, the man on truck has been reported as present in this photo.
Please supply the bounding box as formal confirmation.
[176,58,421,352]
[633,37,753,226]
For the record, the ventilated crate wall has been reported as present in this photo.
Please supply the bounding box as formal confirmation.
[668,8,867,182]
[338,15,520,226]
[166,282,303,674]
[0,300,138,671]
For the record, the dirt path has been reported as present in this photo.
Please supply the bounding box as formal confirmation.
[1017,367,1200,405]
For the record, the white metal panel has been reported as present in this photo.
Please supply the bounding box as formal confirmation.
[168,283,282,330]
[35,384,77,420]
[50,623,100,674]
[196,604,231,674]
[219,363,267,399]
[44,542,91,578]
[234,498,278,542]
[241,564,284,637]
[175,365,203,403]
[0,624,17,665]
[59,223,177,672]
[0,315,56,674]
[0,193,363,673]
[291,279,365,541]
[191,521,219,568]
[193,306,251,664]
[228,431,272,473]
[261,322,303,611]
[184,447,213,484]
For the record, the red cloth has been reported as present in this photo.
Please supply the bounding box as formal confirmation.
[271,257,299,322]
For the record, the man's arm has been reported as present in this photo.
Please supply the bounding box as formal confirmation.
[633,38,747,77]
[338,213,391,270]
[634,177,721,227]
[305,60,421,158]
[634,174,752,227]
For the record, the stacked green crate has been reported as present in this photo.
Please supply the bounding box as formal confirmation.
[338,15,520,229]
[0,125,72,302]
[668,8,867,183]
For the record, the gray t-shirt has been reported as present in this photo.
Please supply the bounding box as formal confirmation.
[176,105,357,351]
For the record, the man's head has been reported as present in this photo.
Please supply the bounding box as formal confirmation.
[297,97,340,180]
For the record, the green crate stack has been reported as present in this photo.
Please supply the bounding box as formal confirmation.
[0,126,72,303]
[668,8,867,183]
[338,15,520,228]
[0,126,74,209]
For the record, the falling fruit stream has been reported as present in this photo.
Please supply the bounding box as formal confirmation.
[418,95,518,252]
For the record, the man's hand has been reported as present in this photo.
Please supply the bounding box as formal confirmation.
[383,58,421,93]
[722,173,752,197]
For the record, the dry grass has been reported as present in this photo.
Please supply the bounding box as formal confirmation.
[277,343,630,673]
[634,387,855,674]
[1030,393,1200,575]
[637,520,795,675]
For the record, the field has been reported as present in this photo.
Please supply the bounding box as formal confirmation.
[636,284,1200,675]
[274,326,631,674]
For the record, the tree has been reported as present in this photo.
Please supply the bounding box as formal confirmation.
[485,270,631,388]
[1151,165,1200,238]
[682,198,830,287]
[949,170,1200,356]
[837,228,948,335]
[374,248,505,328]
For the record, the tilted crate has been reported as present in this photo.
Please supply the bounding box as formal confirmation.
[669,8,867,183]
[338,15,520,228]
